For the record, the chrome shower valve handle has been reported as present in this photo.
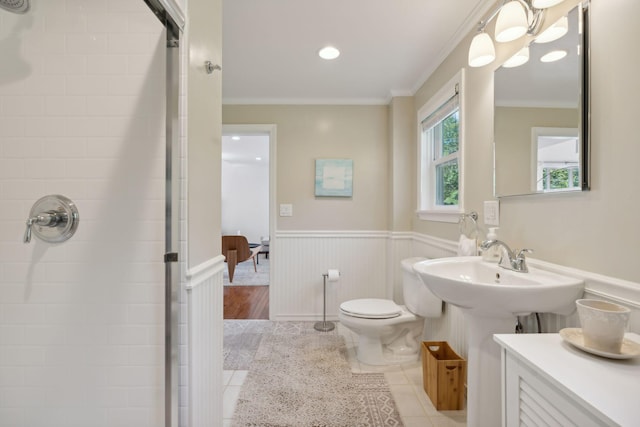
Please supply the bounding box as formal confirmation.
[23,195,79,244]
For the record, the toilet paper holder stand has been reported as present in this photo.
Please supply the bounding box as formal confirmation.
[314,271,338,332]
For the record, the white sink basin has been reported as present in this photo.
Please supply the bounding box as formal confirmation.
[413,256,584,317]
[413,255,585,427]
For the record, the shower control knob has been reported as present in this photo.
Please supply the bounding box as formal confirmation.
[23,195,79,244]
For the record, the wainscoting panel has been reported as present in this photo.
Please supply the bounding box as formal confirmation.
[185,257,225,427]
[272,231,389,320]
[411,234,469,357]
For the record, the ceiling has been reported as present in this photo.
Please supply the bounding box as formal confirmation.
[222,0,492,105]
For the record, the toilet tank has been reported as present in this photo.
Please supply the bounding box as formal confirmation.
[401,257,442,318]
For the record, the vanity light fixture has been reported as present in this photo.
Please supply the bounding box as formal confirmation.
[540,49,567,62]
[318,46,340,60]
[468,0,566,67]
[534,15,568,43]
[502,46,530,68]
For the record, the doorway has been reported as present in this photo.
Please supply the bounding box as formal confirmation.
[221,125,276,319]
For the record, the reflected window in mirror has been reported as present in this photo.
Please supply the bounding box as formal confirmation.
[493,2,589,198]
[533,127,579,192]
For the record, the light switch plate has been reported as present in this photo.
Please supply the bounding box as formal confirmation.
[484,200,500,226]
[279,204,293,217]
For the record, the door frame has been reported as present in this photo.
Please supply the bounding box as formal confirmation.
[222,124,277,318]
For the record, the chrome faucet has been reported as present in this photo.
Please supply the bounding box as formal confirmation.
[480,239,533,273]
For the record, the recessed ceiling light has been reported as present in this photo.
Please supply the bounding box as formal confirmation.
[540,49,567,63]
[231,136,240,140]
[255,157,262,161]
[318,46,340,60]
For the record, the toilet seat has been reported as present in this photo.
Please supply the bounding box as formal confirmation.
[340,298,402,319]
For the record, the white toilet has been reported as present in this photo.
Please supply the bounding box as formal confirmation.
[338,257,442,365]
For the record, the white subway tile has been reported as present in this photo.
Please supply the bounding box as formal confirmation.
[45,96,87,116]
[1,180,47,200]
[0,346,46,366]
[24,159,66,179]
[86,54,128,75]
[65,117,110,137]
[0,159,25,179]
[0,325,24,345]
[1,97,45,117]
[66,34,108,55]
[45,54,87,76]
[42,137,86,158]
[9,76,67,97]
[23,117,66,137]
[66,0,108,14]
[127,304,162,325]
[86,13,128,34]
[23,33,66,55]
[108,0,150,13]
[45,13,87,34]
[1,304,47,324]
[108,325,148,345]
[66,75,110,96]
[2,139,44,158]
[0,367,24,386]
[128,345,162,366]
[0,118,25,137]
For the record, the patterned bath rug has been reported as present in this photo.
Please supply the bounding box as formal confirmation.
[231,332,403,427]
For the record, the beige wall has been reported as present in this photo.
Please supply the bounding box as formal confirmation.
[413,0,640,283]
[188,0,222,268]
[389,97,416,231]
[223,105,389,230]
[495,106,578,196]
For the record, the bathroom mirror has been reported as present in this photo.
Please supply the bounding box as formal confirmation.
[493,2,589,198]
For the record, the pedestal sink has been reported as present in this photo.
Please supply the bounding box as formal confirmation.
[413,256,584,427]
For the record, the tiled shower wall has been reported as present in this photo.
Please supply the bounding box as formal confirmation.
[0,1,167,426]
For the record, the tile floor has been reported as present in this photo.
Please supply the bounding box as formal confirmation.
[223,321,466,426]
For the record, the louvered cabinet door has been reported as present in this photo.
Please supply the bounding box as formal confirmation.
[503,353,611,427]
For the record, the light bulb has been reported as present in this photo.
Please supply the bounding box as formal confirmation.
[468,33,495,67]
[535,16,568,43]
[532,0,565,8]
[503,46,530,68]
[495,1,528,43]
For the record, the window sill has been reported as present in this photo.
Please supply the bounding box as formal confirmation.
[417,210,461,223]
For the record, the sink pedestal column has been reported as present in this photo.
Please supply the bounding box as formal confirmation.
[464,313,517,427]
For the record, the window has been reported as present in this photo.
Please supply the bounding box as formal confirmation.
[417,70,464,222]
[531,128,580,193]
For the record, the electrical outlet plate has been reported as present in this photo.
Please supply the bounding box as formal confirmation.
[484,200,500,226]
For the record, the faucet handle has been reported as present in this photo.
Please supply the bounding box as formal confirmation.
[516,248,533,258]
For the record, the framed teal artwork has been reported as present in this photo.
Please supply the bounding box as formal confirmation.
[315,159,353,197]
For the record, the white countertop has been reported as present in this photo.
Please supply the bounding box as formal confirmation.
[494,332,640,427]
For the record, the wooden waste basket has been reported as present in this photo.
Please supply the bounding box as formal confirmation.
[422,341,466,410]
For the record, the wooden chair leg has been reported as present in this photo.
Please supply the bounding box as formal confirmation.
[227,250,237,283]
[252,256,257,272]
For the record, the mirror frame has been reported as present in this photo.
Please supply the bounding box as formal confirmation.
[493,1,590,198]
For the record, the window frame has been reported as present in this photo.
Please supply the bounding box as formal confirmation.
[416,69,465,223]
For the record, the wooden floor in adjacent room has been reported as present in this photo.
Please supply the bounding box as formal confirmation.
[223,286,269,319]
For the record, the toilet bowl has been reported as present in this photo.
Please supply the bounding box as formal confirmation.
[339,257,442,366]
